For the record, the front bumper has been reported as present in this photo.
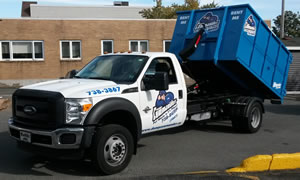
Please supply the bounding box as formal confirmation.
[8,118,84,149]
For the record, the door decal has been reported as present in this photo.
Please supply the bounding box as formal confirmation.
[152,91,178,124]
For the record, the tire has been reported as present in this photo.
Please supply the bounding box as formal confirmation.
[231,96,249,131]
[231,117,242,131]
[91,124,134,175]
[232,101,263,133]
[244,102,263,133]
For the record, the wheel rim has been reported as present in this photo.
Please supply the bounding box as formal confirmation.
[104,134,127,167]
[251,107,261,128]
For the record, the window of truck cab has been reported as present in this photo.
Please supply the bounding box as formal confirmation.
[143,57,178,86]
[76,55,149,84]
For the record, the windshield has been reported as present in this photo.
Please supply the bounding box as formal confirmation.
[76,55,149,84]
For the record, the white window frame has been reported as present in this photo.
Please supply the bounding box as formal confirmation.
[101,40,114,55]
[287,46,300,51]
[163,40,171,52]
[0,40,44,61]
[129,40,149,52]
[60,40,82,60]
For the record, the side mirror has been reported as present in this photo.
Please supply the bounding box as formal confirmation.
[143,72,169,91]
[65,69,78,78]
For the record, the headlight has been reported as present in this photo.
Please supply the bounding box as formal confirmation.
[65,98,93,125]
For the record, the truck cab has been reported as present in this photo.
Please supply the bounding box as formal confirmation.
[9,52,187,174]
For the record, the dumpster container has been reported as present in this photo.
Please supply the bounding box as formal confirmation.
[169,4,293,102]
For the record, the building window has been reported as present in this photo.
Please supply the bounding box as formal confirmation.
[1,42,10,59]
[101,40,114,55]
[163,40,171,52]
[129,40,148,52]
[60,40,81,60]
[0,41,44,61]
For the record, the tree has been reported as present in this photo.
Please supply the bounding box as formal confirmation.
[200,1,219,9]
[272,11,300,38]
[140,0,219,19]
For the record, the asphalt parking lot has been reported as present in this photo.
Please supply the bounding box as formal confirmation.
[0,90,299,179]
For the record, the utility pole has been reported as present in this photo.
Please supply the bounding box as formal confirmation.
[280,0,285,39]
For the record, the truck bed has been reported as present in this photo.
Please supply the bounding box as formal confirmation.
[170,4,292,102]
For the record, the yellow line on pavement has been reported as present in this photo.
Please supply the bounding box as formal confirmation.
[184,170,219,174]
[236,174,260,180]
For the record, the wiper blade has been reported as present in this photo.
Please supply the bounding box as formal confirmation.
[74,76,82,78]
[88,77,110,80]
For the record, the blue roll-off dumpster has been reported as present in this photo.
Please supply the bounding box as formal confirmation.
[169,4,293,102]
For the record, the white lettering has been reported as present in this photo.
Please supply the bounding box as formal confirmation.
[231,10,243,15]
[180,16,190,20]
[273,82,282,89]
[232,16,240,20]
[152,99,178,124]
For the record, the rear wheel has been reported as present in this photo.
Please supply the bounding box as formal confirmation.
[91,124,134,175]
[232,100,263,133]
[245,102,263,133]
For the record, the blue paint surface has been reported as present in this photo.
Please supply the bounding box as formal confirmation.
[169,4,293,101]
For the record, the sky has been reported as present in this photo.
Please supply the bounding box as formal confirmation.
[0,0,299,23]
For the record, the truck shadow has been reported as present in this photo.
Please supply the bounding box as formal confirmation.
[0,131,103,177]
[0,131,51,176]
[265,104,300,116]
[143,121,238,138]
[0,122,236,177]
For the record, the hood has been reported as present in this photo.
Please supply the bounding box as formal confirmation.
[22,79,127,98]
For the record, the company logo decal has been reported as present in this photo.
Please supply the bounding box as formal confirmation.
[193,12,220,33]
[273,82,282,89]
[152,91,178,124]
[23,105,37,115]
[244,15,256,36]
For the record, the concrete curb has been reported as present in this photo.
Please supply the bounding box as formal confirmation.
[226,153,300,173]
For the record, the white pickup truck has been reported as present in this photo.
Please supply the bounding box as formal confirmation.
[9,52,264,174]
[9,3,293,174]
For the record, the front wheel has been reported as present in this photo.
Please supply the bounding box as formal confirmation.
[91,124,134,175]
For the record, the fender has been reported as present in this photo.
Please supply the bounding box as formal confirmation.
[84,97,142,140]
[244,97,265,117]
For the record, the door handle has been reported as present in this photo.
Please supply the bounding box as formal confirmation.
[179,90,183,99]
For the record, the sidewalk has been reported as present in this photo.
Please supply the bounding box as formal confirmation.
[0,88,16,99]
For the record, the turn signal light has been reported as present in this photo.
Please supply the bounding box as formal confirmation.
[82,104,92,112]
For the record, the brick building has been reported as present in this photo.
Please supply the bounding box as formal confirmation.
[0,19,176,86]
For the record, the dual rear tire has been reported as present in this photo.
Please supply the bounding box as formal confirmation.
[231,99,263,133]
